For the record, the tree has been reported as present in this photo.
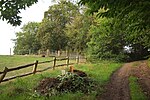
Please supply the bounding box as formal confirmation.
[37,1,79,51]
[125,28,150,60]
[65,12,93,54]
[0,0,38,26]
[87,17,129,61]
[80,0,150,61]
[87,14,150,61]
[13,22,40,55]
[80,0,150,30]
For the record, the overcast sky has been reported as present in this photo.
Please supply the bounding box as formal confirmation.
[0,0,54,55]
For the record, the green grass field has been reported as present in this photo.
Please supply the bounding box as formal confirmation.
[0,55,76,78]
[0,55,122,100]
[0,55,52,68]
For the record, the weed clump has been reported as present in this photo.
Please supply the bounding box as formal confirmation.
[35,71,96,97]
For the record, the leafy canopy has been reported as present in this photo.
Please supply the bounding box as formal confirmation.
[80,0,150,29]
[65,13,93,53]
[0,0,38,26]
[37,0,79,51]
[13,22,40,55]
[87,12,150,61]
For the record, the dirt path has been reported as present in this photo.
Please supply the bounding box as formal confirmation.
[132,61,150,98]
[97,60,150,100]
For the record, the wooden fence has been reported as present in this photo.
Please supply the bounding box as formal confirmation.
[0,56,86,83]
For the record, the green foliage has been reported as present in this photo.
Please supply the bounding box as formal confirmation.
[37,1,79,51]
[13,22,41,55]
[86,10,150,61]
[37,72,96,97]
[125,28,150,60]
[65,11,93,53]
[79,0,150,30]
[79,0,150,61]
[0,0,38,26]
[87,17,129,61]
[129,76,148,100]
[56,72,95,93]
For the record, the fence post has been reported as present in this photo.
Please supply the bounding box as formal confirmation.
[0,67,8,83]
[32,60,38,74]
[66,56,69,67]
[53,56,56,70]
[76,56,79,64]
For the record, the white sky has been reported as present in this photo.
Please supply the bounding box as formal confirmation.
[0,0,54,55]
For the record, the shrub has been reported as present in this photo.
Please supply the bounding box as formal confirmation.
[35,72,96,97]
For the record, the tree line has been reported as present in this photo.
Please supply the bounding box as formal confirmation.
[9,0,150,61]
[13,1,92,56]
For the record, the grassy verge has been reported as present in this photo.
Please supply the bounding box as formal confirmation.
[129,76,148,100]
[0,55,122,100]
[148,58,150,67]
[74,61,122,85]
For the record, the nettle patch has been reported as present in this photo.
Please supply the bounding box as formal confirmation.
[34,71,96,97]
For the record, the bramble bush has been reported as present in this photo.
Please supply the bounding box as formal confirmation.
[35,72,96,97]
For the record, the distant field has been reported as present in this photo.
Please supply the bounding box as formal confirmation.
[0,55,51,69]
[0,55,76,78]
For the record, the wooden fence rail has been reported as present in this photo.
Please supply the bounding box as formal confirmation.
[0,56,86,83]
[38,60,54,64]
[0,71,3,74]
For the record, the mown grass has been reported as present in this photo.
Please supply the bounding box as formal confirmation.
[0,55,76,78]
[0,55,51,69]
[0,55,122,100]
[129,76,148,100]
